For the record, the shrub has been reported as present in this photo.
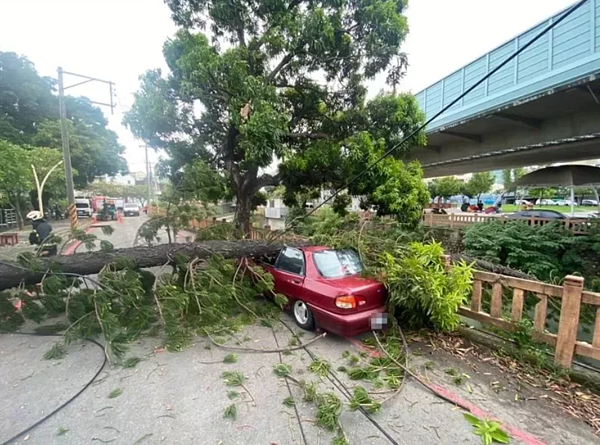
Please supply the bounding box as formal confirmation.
[463,221,572,281]
[383,241,473,331]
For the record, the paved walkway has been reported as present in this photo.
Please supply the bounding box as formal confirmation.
[1,319,598,445]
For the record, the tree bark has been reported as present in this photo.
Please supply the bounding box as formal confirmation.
[11,196,23,230]
[0,239,308,291]
[235,192,252,237]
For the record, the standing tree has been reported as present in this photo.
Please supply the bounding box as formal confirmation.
[0,51,127,187]
[0,142,64,228]
[501,168,525,191]
[0,141,31,229]
[124,0,427,233]
[466,172,495,201]
[429,176,462,203]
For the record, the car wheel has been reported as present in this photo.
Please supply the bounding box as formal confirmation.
[293,300,315,331]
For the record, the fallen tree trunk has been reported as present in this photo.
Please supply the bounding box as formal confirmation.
[450,253,536,280]
[0,240,308,291]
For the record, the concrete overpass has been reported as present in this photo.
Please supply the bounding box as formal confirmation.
[407,0,600,178]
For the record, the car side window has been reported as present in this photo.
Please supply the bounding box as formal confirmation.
[541,211,560,219]
[275,247,305,275]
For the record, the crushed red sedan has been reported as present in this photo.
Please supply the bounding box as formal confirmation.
[259,246,387,337]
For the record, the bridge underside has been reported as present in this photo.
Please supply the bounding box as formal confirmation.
[408,76,600,178]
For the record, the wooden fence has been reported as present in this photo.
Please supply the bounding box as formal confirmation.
[423,212,590,235]
[446,255,600,368]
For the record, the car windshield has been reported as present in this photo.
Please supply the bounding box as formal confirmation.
[124,203,138,209]
[75,203,89,208]
[313,249,363,279]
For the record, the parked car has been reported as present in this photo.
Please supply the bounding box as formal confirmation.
[259,246,387,336]
[538,199,559,206]
[581,199,598,206]
[123,202,141,217]
[563,199,578,207]
[515,199,534,206]
[507,210,566,220]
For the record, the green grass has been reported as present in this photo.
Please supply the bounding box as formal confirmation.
[501,204,598,214]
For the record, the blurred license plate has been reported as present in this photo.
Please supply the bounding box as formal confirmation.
[370,313,388,330]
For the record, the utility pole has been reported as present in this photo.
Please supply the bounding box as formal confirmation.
[143,145,152,210]
[57,68,77,229]
[57,67,115,230]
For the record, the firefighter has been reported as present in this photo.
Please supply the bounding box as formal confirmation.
[26,211,57,256]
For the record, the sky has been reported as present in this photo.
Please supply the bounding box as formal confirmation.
[0,0,578,173]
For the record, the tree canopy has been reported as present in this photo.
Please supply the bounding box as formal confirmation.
[0,51,127,188]
[465,172,495,200]
[125,0,428,232]
[0,141,64,227]
[428,176,462,201]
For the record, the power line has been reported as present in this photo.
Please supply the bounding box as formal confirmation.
[272,0,590,239]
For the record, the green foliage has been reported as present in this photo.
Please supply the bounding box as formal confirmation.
[466,172,495,199]
[56,426,69,436]
[502,168,524,191]
[463,413,510,444]
[511,319,536,350]
[126,0,424,231]
[315,393,343,431]
[273,363,292,377]
[429,176,462,200]
[283,396,295,407]
[223,353,238,364]
[301,380,319,402]
[122,357,143,369]
[0,51,126,187]
[222,371,246,386]
[464,221,573,282]
[43,343,67,360]
[227,390,240,400]
[346,366,378,381]
[108,388,123,399]
[384,241,473,331]
[274,293,288,309]
[0,291,25,332]
[308,356,331,377]
[348,386,381,414]
[332,433,350,445]
[223,404,237,420]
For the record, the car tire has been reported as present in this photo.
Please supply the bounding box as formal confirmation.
[292,300,315,331]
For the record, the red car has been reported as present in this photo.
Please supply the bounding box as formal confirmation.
[260,246,387,337]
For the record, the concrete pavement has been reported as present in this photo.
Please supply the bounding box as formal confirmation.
[1,319,598,445]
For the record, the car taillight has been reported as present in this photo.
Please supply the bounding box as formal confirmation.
[335,295,357,309]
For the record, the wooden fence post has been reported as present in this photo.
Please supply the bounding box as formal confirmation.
[555,275,584,368]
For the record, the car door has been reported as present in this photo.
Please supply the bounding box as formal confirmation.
[271,247,306,300]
